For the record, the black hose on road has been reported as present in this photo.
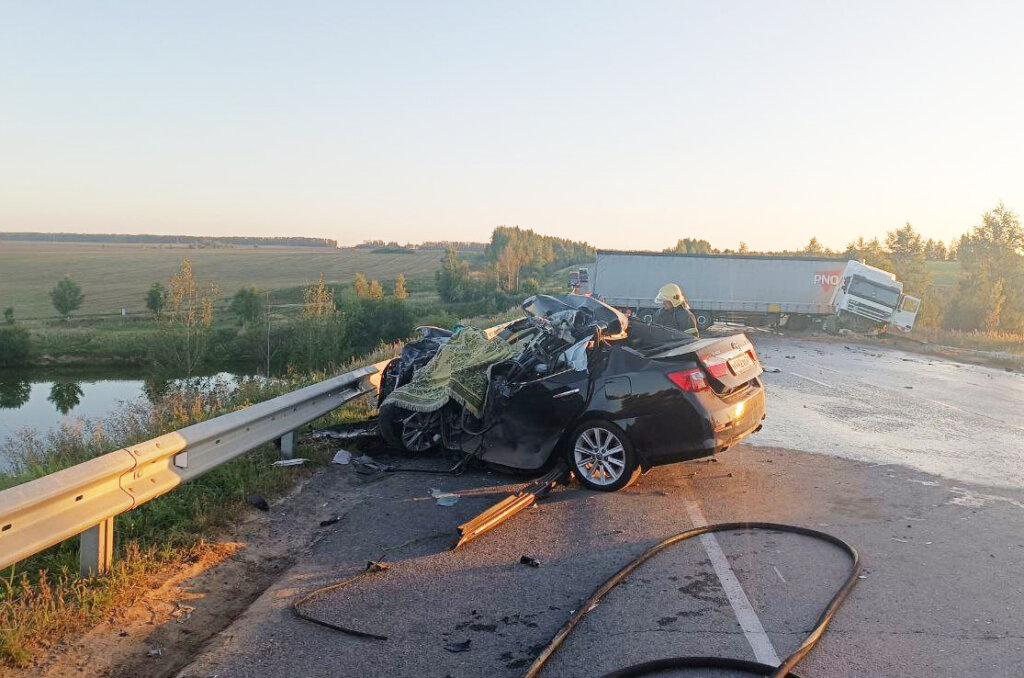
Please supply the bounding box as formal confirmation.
[522,522,862,678]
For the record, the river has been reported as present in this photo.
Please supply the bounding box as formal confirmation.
[0,367,249,472]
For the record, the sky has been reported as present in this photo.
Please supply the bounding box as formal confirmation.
[2,1,1023,252]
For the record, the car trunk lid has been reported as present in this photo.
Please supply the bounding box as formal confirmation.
[650,333,763,393]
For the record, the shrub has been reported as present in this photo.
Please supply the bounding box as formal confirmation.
[0,326,31,367]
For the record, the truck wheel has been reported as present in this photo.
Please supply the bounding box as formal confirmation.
[568,421,641,492]
[694,311,714,331]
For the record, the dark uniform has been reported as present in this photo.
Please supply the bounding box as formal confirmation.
[654,306,699,335]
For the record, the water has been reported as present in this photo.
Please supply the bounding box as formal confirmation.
[0,367,247,472]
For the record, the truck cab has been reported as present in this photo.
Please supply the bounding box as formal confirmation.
[831,260,921,331]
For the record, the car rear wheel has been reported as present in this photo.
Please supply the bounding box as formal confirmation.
[378,403,437,452]
[568,421,640,491]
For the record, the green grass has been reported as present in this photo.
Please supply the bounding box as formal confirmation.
[925,260,960,287]
[0,241,445,319]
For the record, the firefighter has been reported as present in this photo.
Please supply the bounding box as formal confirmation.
[654,283,698,335]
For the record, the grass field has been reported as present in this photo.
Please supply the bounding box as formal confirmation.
[925,260,960,287]
[0,241,444,319]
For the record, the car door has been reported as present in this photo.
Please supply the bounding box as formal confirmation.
[479,343,592,470]
[892,294,921,331]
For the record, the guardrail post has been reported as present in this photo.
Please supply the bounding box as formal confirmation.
[280,430,296,459]
[79,517,114,577]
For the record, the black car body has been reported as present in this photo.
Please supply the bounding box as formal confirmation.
[378,295,766,491]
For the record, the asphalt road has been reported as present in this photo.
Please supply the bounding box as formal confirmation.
[177,333,1024,678]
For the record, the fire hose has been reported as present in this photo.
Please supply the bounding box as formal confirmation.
[295,517,861,677]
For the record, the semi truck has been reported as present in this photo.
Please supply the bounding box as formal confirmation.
[580,251,921,332]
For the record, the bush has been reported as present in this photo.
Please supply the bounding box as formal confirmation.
[0,326,31,367]
[343,298,414,355]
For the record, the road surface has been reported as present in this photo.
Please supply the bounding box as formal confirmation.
[162,333,1024,678]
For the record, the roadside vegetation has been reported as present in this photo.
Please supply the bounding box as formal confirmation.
[0,226,591,665]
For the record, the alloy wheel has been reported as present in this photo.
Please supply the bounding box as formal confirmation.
[573,426,627,486]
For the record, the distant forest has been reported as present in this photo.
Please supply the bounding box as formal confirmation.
[0,232,339,248]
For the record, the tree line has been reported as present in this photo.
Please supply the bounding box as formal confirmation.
[434,226,594,306]
[664,202,1024,333]
[0,232,338,248]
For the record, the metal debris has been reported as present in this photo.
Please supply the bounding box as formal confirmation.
[520,555,541,568]
[311,421,380,440]
[332,449,352,465]
[271,458,308,467]
[455,463,568,549]
[444,639,472,653]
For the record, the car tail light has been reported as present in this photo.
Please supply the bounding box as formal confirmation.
[668,368,709,392]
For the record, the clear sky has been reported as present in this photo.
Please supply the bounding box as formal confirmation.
[2,1,1023,251]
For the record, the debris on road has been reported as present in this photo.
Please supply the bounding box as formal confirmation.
[271,458,308,467]
[431,488,460,506]
[292,560,391,640]
[147,647,164,657]
[332,449,352,465]
[455,463,568,549]
[520,555,542,568]
[444,639,471,653]
[319,516,340,527]
[352,455,393,474]
[311,420,380,440]
[248,494,270,511]
[763,366,783,373]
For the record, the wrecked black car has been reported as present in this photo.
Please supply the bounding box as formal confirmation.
[377,294,766,491]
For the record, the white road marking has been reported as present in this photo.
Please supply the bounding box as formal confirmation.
[789,372,833,388]
[685,501,780,666]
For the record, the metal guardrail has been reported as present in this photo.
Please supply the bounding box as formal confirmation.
[0,360,391,576]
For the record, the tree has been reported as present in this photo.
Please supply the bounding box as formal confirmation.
[885,222,930,297]
[521,277,540,295]
[945,201,1024,332]
[50,275,84,320]
[146,282,168,318]
[924,238,947,261]
[230,286,264,325]
[738,241,750,254]
[303,273,335,318]
[664,238,713,255]
[842,237,892,271]
[0,326,31,367]
[802,237,833,256]
[436,246,472,302]
[3,307,13,325]
[368,279,384,300]
[157,259,219,375]
[393,273,408,300]
[353,272,370,298]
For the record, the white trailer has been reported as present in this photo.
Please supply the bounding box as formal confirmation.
[585,251,920,331]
